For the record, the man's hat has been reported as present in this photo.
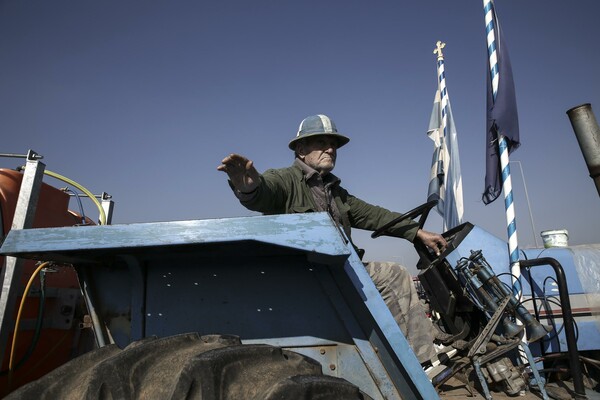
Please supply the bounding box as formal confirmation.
[288,114,350,150]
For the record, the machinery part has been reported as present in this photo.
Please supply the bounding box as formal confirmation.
[482,357,526,396]
[0,212,439,399]
[0,154,46,370]
[371,200,438,263]
[454,251,551,398]
[467,295,512,358]
[8,262,50,376]
[458,250,551,342]
[566,103,600,197]
[472,359,492,400]
[0,165,97,393]
[43,169,107,225]
[371,200,437,239]
[520,257,586,398]
[455,257,524,340]
[520,342,549,400]
[468,251,551,342]
[421,240,552,398]
[5,332,368,399]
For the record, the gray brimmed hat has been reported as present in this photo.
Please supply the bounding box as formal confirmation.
[288,114,350,150]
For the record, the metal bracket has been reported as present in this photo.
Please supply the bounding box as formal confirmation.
[0,150,44,160]
[473,359,493,400]
[20,288,81,330]
[101,193,114,225]
[468,295,511,358]
[0,152,46,366]
[521,342,549,400]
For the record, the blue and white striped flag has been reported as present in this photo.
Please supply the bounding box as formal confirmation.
[427,44,464,231]
[483,0,520,205]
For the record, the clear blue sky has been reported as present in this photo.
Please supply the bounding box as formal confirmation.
[1,1,599,272]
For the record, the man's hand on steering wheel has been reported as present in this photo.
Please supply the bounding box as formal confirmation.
[415,229,447,256]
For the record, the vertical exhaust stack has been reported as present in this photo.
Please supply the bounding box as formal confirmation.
[567,103,600,197]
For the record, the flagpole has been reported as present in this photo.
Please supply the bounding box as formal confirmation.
[434,41,449,231]
[483,0,521,297]
[429,41,464,232]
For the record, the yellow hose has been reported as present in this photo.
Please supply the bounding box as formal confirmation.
[8,262,50,384]
[44,170,107,225]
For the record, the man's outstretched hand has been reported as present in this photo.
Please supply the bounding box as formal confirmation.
[217,153,260,194]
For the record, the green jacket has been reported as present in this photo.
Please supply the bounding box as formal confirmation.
[234,161,420,245]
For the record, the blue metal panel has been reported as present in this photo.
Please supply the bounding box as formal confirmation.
[333,248,438,399]
[521,245,600,352]
[0,213,351,265]
[144,256,353,342]
[522,247,594,295]
[0,212,439,400]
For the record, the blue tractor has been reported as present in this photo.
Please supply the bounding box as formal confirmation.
[1,185,598,399]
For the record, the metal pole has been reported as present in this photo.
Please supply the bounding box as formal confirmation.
[0,153,43,159]
[0,151,46,367]
[519,257,586,397]
[510,161,539,247]
[482,0,521,297]
[566,103,600,197]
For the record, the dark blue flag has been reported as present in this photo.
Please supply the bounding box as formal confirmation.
[483,5,520,205]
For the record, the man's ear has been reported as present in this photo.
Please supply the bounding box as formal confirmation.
[296,142,306,158]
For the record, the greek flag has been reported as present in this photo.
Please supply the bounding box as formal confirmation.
[427,89,464,231]
[483,0,520,205]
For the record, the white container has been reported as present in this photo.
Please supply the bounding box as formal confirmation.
[540,229,569,248]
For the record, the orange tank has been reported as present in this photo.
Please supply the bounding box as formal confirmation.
[0,168,94,394]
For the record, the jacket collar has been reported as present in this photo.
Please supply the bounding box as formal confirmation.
[293,158,340,186]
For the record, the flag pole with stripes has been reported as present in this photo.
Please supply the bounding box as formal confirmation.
[427,41,464,231]
[483,0,521,297]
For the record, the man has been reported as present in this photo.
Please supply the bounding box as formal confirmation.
[218,114,446,365]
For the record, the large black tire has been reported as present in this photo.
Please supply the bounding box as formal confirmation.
[6,333,367,400]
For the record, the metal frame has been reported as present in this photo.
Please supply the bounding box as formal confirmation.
[0,150,45,367]
[0,212,439,400]
[0,150,112,366]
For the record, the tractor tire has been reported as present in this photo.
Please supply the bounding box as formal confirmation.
[6,332,368,400]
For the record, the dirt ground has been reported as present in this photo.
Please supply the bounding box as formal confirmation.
[436,376,600,400]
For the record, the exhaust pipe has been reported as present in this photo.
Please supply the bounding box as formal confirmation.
[567,103,600,197]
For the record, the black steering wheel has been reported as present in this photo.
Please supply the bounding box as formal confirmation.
[371,200,438,261]
[371,200,438,239]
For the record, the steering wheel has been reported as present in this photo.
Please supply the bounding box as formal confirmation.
[371,200,438,262]
[371,200,437,239]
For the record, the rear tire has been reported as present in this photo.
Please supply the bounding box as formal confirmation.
[6,332,367,399]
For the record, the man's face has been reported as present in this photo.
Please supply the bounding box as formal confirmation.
[297,136,338,175]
